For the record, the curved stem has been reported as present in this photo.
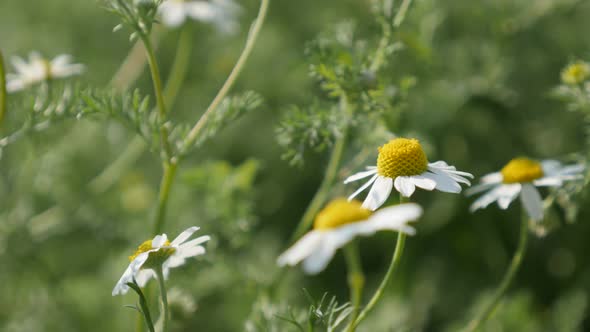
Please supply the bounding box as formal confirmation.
[155,266,169,332]
[163,25,193,110]
[152,159,178,235]
[290,96,350,241]
[0,50,6,128]
[344,242,365,332]
[462,213,529,332]
[393,0,413,27]
[180,0,270,154]
[353,195,409,328]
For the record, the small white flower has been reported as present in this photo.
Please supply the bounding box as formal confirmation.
[277,199,423,274]
[158,0,240,33]
[467,158,585,221]
[112,226,210,296]
[6,52,84,93]
[344,138,473,211]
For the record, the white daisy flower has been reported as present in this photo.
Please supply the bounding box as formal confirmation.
[467,158,585,221]
[6,52,84,93]
[277,199,423,275]
[112,226,210,296]
[158,0,240,33]
[344,138,473,211]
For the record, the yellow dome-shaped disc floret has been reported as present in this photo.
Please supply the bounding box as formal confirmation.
[561,61,590,85]
[501,157,544,184]
[314,199,372,230]
[129,239,176,268]
[377,138,428,178]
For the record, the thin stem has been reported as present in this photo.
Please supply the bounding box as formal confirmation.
[163,25,193,110]
[110,28,164,91]
[180,0,270,154]
[155,266,169,332]
[344,242,365,332]
[152,159,178,235]
[0,50,6,128]
[140,34,173,159]
[393,0,413,28]
[353,194,409,328]
[462,213,529,332]
[290,96,350,241]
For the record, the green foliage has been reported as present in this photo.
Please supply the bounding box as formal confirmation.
[103,0,162,41]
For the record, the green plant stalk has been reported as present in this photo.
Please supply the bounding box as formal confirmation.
[0,50,6,128]
[291,95,350,241]
[155,266,169,332]
[462,213,529,332]
[353,194,409,328]
[180,0,270,154]
[344,242,365,332]
[393,0,413,27]
[163,25,193,110]
[127,282,156,332]
[152,159,178,235]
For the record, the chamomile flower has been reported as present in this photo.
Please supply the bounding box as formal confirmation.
[467,158,585,221]
[112,226,210,296]
[277,199,422,274]
[561,61,590,85]
[6,52,84,93]
[158,0,240,33]
[344,138,473,210]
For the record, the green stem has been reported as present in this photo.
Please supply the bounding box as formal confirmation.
[152,159,178,235]
[180,0,270,154]
[140,34,173,159]
[155,266,169,332]
[462,213,529,332]
[290,96,350,241]
[344,242,365,332]
[163,25,193,110]
[393,0,413,27]
[0,50,6,128]
[353,194,409,328]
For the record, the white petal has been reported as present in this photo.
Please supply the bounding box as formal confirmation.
[520,184,543,221]
[112,252,150,296]
[6,78,25,93]
[171,226,200,246]
[541,160,562,176]
[159,3,187,27]
[533,176,563,187]
[465,182,498,196]
[362,176,393,211]
[178,235,210,249]
[343,168,378,184]
[135,269,156,287]
[469,184,503,212]
[362,203,423,235]
[347,174,378,201]
[277,231,324,267]
[301,240,339,275]
[422,171,462,193]
[394,176,416,197]
[408,175,436,191]
[152,234,168,247]
[177,245,206,258]
[556,163,585,176]
[496,184,522,209]
[480,172,503,184]
[428,161,474,178]
[185,1,217,21]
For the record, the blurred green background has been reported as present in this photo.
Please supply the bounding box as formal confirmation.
[1,0,590,331]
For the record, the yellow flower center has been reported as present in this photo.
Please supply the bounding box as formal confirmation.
[561,61,590,85]
[129,239,175,268]
[500,157,544,184]
[376,138,428,178]
[314,199,372,230]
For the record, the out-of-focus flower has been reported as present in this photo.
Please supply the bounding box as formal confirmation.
[277,199,422,274]
[561,61,590,85]
[344,138,473,210]
[468,158,585,221]
[112,226,210,296]
[6,52,84,93]
[158,0,240,34]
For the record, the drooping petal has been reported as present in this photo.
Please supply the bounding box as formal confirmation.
[496,184,522,209]
[277,231,324,267]
[469,184,503,212]
[422,171,462,193]
[112,252,150,296]
[362,203,422,235]
[408,175,436,191]
[540,160,562,176]
[394,176,416,197]
[171,226,200,246]
[344,168,378,184]
[347,174,378,201]
[135,269,157,286]
[362,176,393,211]
[178,235,210,249]
[520,184,543,221]
[533,176,563,187]
[301,240,339,275]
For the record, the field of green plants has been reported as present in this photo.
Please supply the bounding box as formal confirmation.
[1,0,590,331]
